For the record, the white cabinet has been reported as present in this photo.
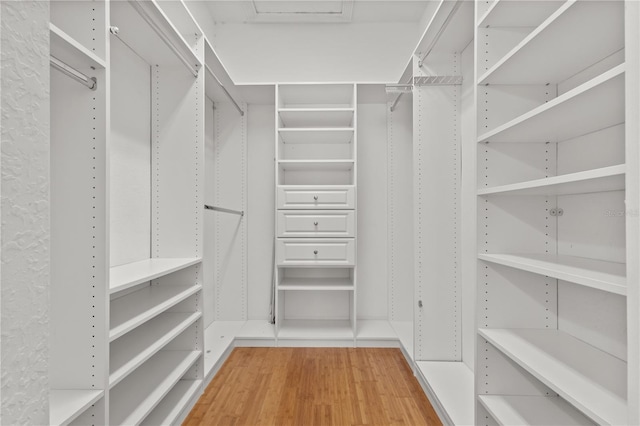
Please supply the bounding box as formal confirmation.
[275,84,358,345]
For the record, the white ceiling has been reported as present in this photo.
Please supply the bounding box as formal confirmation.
[204,1,431,24]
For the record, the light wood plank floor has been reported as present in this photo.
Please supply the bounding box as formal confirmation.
[184,347,442,426]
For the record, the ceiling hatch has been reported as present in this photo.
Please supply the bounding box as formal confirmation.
[243,1,355,23]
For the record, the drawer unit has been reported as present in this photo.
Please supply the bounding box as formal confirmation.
[276,238,355,266]
[277,210,355,238]
[277,185,355,210]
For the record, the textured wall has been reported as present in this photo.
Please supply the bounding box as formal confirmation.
[1,1,50,424]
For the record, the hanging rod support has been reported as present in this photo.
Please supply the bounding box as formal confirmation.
[418,0,463,68]
[205,204,244,217]
[205,64,244,116]
[50,56,97,91]
[389,78,413,112]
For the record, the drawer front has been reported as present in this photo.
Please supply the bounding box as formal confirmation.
[277,186,355,210]
[277,210,355,238]
[276,239,355,266]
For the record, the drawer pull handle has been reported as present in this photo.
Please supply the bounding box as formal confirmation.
[313,221,319,226]
[313,250,318,255]
[313,196,318,201]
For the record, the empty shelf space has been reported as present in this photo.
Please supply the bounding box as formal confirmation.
[478,1,623,85]
[478,65,624,143]
[415,361,475,426]
[278,277,354,291]
[278,84,354,109]
[279,160,355,172]
[478,253,626,295]
[477,0,564,28]
[478,395,593,426]
[236,320,276,340]
[50,390,104,426]
[478,328,627,425]
[110,258,201,294]
[278,108,354,128]
[356,320,398,340]
[50,24,106,70]
[110,350,201,426]
[140,380,202,426]
[278,128,354,144]
[109,311,202,388]
[278,320,353,340]
[110,284,202,341]
[204,321,244,378]
[477,165,625,196]
[390,321,414,361]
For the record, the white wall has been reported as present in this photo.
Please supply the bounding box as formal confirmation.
[209,22,417,84]
[1,1,50,423]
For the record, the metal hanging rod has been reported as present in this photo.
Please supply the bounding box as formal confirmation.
[50,56,97,91]
[418,0,463,68]
[414,75,463,86]
[205,204,244,217]
[389,79,412,112]
[126,1,199,78]
[205,64,245,116]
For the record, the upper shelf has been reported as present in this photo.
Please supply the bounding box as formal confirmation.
[478,65,624,144]
[278,108,354,128]
[278,84,355,109]
[50,24,106,70]
[110,258,201,294]
[478,328,627,425]
[478,395,593,426]
[279,128,354,144]
[478,1,623,85]
[110,0,201,75]
[477,0,564,28]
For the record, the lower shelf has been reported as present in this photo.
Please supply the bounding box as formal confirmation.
[141,380,202,426]
[478,395,592,425]
[110,350,201,425]
[278,319,353,340]
[415,361,474,426]
[50,389,104,426]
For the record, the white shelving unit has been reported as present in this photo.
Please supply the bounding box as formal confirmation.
[275,84,358,345]
[110,258,202,293]
[474,1,638,425]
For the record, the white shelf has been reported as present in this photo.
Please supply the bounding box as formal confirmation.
[478,395,593,426]
[478,65,624,143]
[478,253,626,296]
[278,277,353,291]
[109,311,201,388]
[477,0,563,28]
[110,284,202,341]
[278,128,354,144]
[390,321,414,362]
[477,165,625,196]
[236,320,276,340]
[279,108,354,128]
[279,159,355,172]
[110,258,201,294]
[110,350,201,426]
[111,0,201,73]
[141,380,202,426]
[50,390,104,426]
[203,321,244,378]
[356,320,398,340]
[278,84,354,109]
[478,328,627,425]
[278,320,353,340]
[415,361,475,426]
[413,0,473,60]
[50,24,106,70]
[478,1,623,85]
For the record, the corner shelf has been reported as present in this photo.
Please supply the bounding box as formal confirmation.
[478,64,625,143]
[278,277,354,291]
[277,320,353,340]
[478,1,623,85]
[140,380,202,426]
[50,390,104,426]
[278,108,354,128]
[478,253,626,296]
[476,165,625,196]
[478,395,592,426]
[278,128,354,144]
[50,23,106,70]
[109,258,201,294]
[109,284,202,341]
[478,328,627,425]
[109,350,201,425]
[109,311,202,388]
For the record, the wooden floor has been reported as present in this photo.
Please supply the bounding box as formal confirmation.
[184,347,442,426]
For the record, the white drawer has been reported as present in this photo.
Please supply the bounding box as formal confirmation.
[276,239,355,266]
[277,210,355,238]
[277,186,355,210]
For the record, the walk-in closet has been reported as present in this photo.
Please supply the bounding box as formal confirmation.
[1,0,638,425]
